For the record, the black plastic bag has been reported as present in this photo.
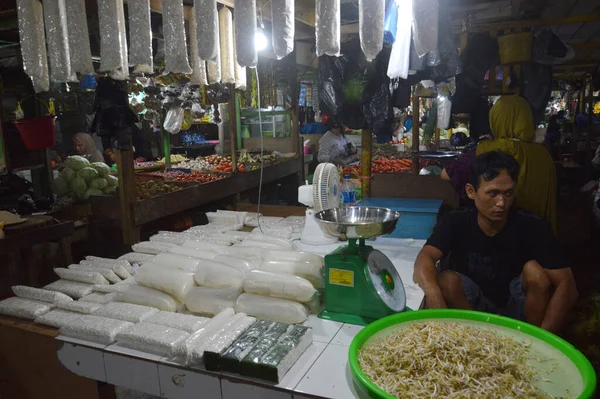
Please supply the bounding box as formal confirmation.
[522,62,552,125]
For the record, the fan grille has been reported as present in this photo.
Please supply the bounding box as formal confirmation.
[313,163,340,212]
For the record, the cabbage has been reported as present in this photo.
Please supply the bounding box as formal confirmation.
[78,167,99,182]
[66,155,90,170]
[60,167,76,182]
[52,177,69,196]
[106,175,118,187]
[70,176,87,196]
[104,186,117,195]
[90,178,108,190]
[91,162,111,177]
[86,188,104,197]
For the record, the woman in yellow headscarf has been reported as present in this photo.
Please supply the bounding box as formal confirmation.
[477,96,557,232]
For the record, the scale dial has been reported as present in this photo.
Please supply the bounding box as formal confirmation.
[366,250,406,312]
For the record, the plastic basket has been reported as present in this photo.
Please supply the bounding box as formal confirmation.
[498,32,532,64]
[13,115,56,150]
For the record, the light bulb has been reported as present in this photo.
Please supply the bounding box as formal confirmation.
[255,30,268,52]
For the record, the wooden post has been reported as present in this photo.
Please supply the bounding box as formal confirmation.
[361,128,372,198]
[290,50,300,156]
[412,92,420,175]
[227,84,238,171]
[115,148,139,246]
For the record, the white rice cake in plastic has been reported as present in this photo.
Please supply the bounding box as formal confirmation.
[79,292,117,304]
[35,309,82,328]
[145,311,209,333]
[44,280,94,299]
[118,252,155,265]
[0,297,54,320]
[92,302,158,323]
[55,300,101,314]
[12,285,73,303]
[115,322,189,356]
[132,241,177,255]
[54,268,109,285]
[244,216,284,227]
[92,284,131,294]
[85,256,134,274]
[59,315,134,345]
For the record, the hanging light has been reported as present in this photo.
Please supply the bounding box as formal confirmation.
[255,27,268,52]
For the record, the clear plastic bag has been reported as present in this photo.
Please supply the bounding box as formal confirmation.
[116,322,189,356]
[203,313,255,352]
[12,285,73,304]
[243,270,317,303]
[234,0,258,68]
[164,106,185,134]
[0,297,54,320]
[44,280,94,299]
[80,261,131,280]
[92,302,158,323]
[437,96,452,129]
[146,311,209,333]
[128,0,153,74]
[79,292,117,304]
[135,263,194,302]
[35,309,82,328]
[235,293,309,324]
[213,254,255,273]
[65,0,94,75]
[152,253,201,273]
[150,233,188,245]
[412,0,438,57]
[54,268,110,285]
[185,287,241,315]
[16,0,49,92]
[271,0,294,60]
[92,284,130,294]
[168,245,218,261]
[234,36,247,90]
[359,0,384,62]
[68,264,121,284]
[387,0,412,79]
[98,0,128,76]
[207,52,222,84]
[116,284,179,312]
[315,0,340,57]
[243,234,293,249]
[219,7,235,84]
[260,260,324,289]
[132,241,178,255]
[194,0,219,61]
[236,239,291,250]
[59,314,133,345]
[194,260,245,290]
[55,300,101,314]
[118,252,155,265]
[182,240,230,253]
[85,256,133,273]
[189,9,209,86]
[42,0,73,82]
[163,0,192,74]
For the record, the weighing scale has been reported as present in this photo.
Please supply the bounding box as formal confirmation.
[314,207,407,326]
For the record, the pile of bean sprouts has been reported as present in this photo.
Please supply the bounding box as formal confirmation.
[358,321,553,399]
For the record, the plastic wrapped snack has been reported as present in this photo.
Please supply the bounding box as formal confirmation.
[182,240,230,253]
[45,280,94,299]
[132,241,178,255]
[98,0,128,76]
[233,25,247,90]
[261,257,324,289]
[65,0,94,74]
[85,256,134,274]
[152,253,201,273]
[54,268,110,285]
[213,255,255,273]
[234,0,257,68]
[80,261,131,280]
[207,44,221,84]
[264,250,323,265]
[92,284,130,294]
[189,10,208,86]
[146,311,209,333]
[43,0,73,82]
[16,0,49,92]
[0,297,53,320]
[127,0,153,74]
[79,292,117,304]
[218,7,235,84]
[243,270,317,303]
[194,0,219,61]
[135,264,194,302]
[169,245,218,261]
[55,300,101,314]
[118,252,155,265]
[150,232,187,245]
[92,302,158,323]
[35,309,82,328]
[68,264,121,284]
[115,285,178,312]
[242,234,293,249]
[59,315,134,345]
[194,260,245,290]
[315,0,340,57]
[116,323,189,356]
[359,0,384,62]
[271,0,294,59]
[163,0,192,74]
[235,293,309,324]
[185,287,241,316]
[12,285,73,304]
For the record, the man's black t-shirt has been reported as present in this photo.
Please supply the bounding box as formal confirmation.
[426,209,565,307]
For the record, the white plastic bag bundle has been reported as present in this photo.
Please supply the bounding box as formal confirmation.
[65,0,94,75]
[85,256,134,273]
[59,315,134,345]
[98,0,128,78]
[387,0,412,79]
[0,297,53,320]
[35,309,81,328]
[116,322,189,356]
[189,9,209,86]
[243,234,293,249]
[437,96,452,129]
[213,254,256,273]
[55,300,101,314]
[233,25,247,90]
[80,261,131,280]
[116,284,179,312]
[133,241,178,255]
[315,0,340,57]
[207,47,222,84]
[164,106,185,134]
[235,239,291,250]
[185,287,241,315]
[261,260,324,288]
[271,0,294,59]
[12,285,73,304]
[204,314,256,354]
[264,250,324,265]
[359,0,384,62]
[43,0,73,82]
[245,215,284,227]
[92,284,130,294]
[412,0,438,57]
[68,264,121,284]
[152,253,201,273]
[79,292,117,304]
[146,311,209,333]
[194,0,219,61]
[169,245,218,261]
[223,246,266,262]
[235,293,309,324]
[243,270,317,303]
[54,268,109,285]
[16,0,49,92]
[128,0,153,74]
[135,263,194,302]
[92,302,158,323]
[118,252,155,265]
[234,0,257,68]
[182,240,230,253]
[163,0,192,74]
[219,7,235,84]
[45,280,93,299]
[150,233,188,245]
[194,260,245,290]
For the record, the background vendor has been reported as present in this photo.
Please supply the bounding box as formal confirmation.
[317,120,359,166]
[72,133,104,163]
[413,151,578,333]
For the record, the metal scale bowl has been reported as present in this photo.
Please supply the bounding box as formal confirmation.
[314,207,406,326]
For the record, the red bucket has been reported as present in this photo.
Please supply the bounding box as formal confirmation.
[13,115,56,150]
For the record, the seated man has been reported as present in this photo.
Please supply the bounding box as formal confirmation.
[413,150,578,333]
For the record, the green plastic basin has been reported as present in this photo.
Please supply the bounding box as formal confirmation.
[348,309,597,399]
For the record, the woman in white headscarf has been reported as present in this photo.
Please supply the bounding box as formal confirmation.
[317,120,358,166]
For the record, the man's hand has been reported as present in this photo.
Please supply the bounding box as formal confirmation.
[413,245,446,309]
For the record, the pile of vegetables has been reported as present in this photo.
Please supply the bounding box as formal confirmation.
[156,154,188,165]
[342,157,435,176]
[172,172,227,184]
[52,156,118,200]
[136,180,183,200]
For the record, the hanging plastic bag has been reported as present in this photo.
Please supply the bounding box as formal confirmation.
[387,0,412,79]
[383,0,398,45]
[412,0,438,57]
[42,0,73,83]
[163,0,192,74]
[164,106,185,134]
[65,0,94,75]
[233,25,247,90]
[316,0,340,57]
[271,0,294,60]
[189,9,208,86]
[128,0,153,74]
[359,0,385,62]
[194,0,219,61]
[219,7,235,84]
[437,96,451,129]
[16,0,49,92]
[98,0,128,77]
[234,0,258,68]
[112,0,129,80]
[207,48,222,84]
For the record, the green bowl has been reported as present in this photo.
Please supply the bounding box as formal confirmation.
[348,309,597,399]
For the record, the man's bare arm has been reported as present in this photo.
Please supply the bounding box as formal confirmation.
[541,268,578,333]
[413,245,446,309]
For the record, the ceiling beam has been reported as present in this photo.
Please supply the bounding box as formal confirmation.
[453,13,600,33]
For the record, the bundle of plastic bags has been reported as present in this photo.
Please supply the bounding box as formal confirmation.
[43,0,73,82]
[163,0,192,74]
[271,0,294,59]
[315,0,340,57]
[194,0,219,61]
[219,7,235,84]
[359,0,384,62]
[234,0,258,67]
[16,0,49,92]
[65,0,94,75]
[188,9,208,86]
[98,0,129,79]
[128,0,153,74]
